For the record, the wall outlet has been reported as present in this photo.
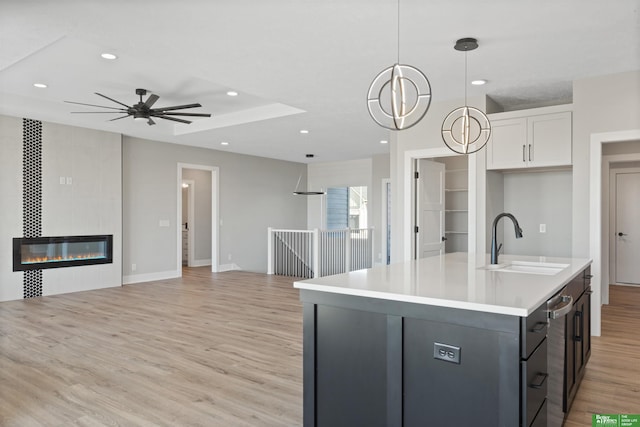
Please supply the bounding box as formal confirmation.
[228,253,232,261]
[59,176,65,185]
[66,177,72,185]
[433,342,461,364]
[539,224,546,233]
[132,263,137,272]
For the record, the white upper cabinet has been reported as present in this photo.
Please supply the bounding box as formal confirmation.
[486,106,572,170]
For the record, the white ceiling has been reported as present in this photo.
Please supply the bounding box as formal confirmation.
[1,0,638,163]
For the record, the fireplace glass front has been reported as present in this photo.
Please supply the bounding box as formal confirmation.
[13,235,113,271]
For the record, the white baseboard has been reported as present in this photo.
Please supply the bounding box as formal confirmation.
[214,263,241,272]
[123,269,180,285]
[190,259,212,267]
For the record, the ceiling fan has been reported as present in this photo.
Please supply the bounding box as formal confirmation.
[65,88,211,125]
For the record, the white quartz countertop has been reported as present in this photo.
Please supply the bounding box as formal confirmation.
[294,253,592,317]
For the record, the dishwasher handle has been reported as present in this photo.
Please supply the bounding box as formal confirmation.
[547,295,573,319]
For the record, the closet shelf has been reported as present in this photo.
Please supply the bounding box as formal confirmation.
[445,231,468,234]
[445,188,468,192]
[445,209,468,213]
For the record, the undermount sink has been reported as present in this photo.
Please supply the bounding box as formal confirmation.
[483,261,570,276]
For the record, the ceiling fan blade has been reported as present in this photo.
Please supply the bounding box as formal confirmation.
[70,111,128,114]
[147,118,156,126]
[154,115,192,124]
[64,100,127,111]
[143,94,160,109]
[95,92,132,108]
[159,112,212,117]
[151,103,202,112]
[108,115,132,122]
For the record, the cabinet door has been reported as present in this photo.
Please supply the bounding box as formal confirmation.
[564,303,577,412]
[487,117,527,170]
[582,289,592,365]
[528,112,572,167]
[574,290,592,375]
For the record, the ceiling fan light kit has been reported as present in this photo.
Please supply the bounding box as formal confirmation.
[66,88,211,126]
[441,38,492,155]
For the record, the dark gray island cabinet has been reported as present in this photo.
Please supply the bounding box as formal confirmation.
[294,253,592,427]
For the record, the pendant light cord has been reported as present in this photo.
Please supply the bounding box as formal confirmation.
[464,50,468,106]
[397,0,400,64]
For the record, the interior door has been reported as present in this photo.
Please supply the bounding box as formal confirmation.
[416,159,445,258]
[615,171,640,284]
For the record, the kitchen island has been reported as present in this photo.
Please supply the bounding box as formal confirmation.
[294,252,592,427]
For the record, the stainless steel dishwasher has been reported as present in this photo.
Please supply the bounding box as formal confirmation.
[546,287,574,427]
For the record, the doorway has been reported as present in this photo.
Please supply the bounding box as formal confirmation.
[589,129,640,337]
[609,166,640,286]
[177,163,219,274]
[181,179,195,267]
[414,155,469,259]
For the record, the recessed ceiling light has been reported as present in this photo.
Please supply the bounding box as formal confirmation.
[221,141,229,146]
[33,83,47,88]
[380,140,388,144]
[101,53,117,60]
[226,91,238,97]
[471,79,487,86]
[300,130,309,134]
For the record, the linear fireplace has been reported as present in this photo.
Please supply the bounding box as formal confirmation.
[13,235,113,271]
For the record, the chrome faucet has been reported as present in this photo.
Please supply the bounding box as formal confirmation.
[491,213,523,264]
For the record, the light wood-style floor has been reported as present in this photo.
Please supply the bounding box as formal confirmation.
[0,269,303,427]
[564,284,640,426]
[1,269,639,426]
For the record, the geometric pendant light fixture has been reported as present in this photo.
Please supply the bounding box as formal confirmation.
[367,0,432,130]
[441,38,491,154]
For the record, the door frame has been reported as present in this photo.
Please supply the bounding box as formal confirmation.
[381,178,391,265]
[414,159,446,259]
[182,179,195,267]
[404,147,480,262]
[177,163,219,274]
[589,129,640,336]
[608,166,640,286]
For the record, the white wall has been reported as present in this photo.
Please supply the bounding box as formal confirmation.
[502,171,572,257]
[572,71,640,257]
[0,115,24,301]
[0,115,122,301]
[123,136,307,280]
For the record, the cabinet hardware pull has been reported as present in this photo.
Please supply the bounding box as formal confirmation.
[531,322,547,333]
[523,145,526,162]
[546,295,573,319]
[530,373,548,389]
[585,290,593,295]
[574,311,583,342]
[585,274,593,279]
[528,144,532,161]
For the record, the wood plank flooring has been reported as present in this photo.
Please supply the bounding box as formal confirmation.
[1,269,638,426]
[0,269,303,427]
[565,284,640,425]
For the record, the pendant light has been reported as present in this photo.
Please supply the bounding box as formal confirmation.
[367,0,432,130]
[441,38,491,154]
[293,174,325,196]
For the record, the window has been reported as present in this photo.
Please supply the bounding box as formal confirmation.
[326,186,367,230]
